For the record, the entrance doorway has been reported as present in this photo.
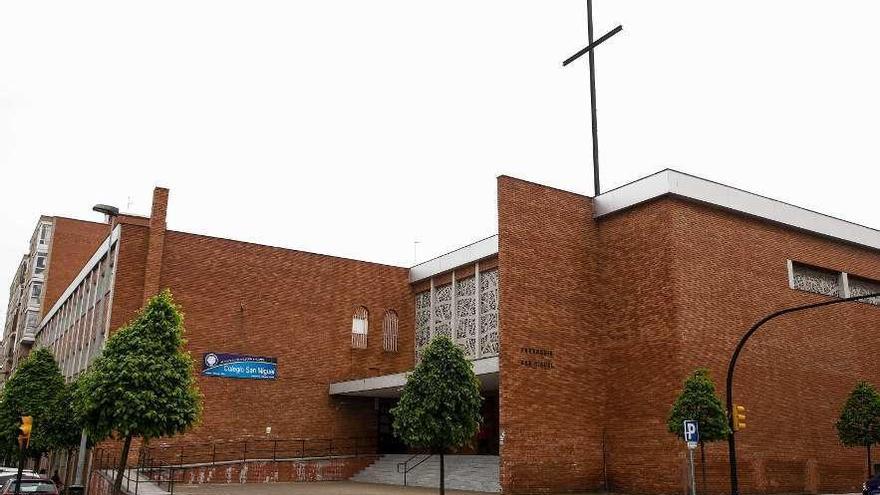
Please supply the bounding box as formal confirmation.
[476,393,499,455]
[376,394,499,455]
[377,399,407,454]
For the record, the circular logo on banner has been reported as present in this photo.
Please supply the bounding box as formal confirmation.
[204,353,219,367]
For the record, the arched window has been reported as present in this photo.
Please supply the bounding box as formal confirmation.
[383,310,399,352]
[351,306,369,349]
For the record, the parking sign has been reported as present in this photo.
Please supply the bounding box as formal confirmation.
[683,420,699,449]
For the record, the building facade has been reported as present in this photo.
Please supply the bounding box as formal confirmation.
[4,170,880,494]
[1,216,107,383]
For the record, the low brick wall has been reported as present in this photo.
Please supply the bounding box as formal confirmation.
[87,470,114,495]
[150,455,377,485]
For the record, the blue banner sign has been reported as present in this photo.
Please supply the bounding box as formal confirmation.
[202,353,277,380]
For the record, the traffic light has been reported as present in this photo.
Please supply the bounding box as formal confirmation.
[18,416,32,449]
[732,404,746,431]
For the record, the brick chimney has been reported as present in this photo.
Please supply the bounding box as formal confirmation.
[142,187,169,303]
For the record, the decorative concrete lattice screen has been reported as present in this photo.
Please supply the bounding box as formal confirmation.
[351,306,369,349]
[792,263,840,297]
[789,260,880,307]
[383,310,399,352]
[415,268,498,360]
[848,277,880,306]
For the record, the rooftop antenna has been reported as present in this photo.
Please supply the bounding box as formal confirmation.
[413,241,421,265]
[562,0,623,196]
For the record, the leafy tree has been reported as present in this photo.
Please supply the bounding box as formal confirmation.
[0,347,66,460]
[392,335,482,495]
[42,379,85,488]
[836,381,880,478]
[76,290,202,494]
[667,368,731,493]
[44,380,83,453]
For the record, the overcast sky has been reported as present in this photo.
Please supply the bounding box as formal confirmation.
[2,1,879,319]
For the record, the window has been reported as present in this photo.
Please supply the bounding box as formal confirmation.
[383,310,399,352]
[455,276,477,357]
[25,311,39,331]
[478,269,499,356]
[30,282,43,305]
[34,254,47,275]
[790,262,840,297]
[849,276,880,306]
[433,284,453,340]
[789,260,880,307]
[38,224,51,245]
[414,266,499,360]
[351,306,368,349]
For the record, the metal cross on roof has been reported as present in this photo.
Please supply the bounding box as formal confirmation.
[563,0,623,196]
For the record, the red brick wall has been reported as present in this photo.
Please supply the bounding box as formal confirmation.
[496,177,880,495]
[665,197,880,495]
[159,456,377,484]
[109,223,150,333]
[43,217,109,315]
[497,176,606,494]
[593,198,685,494]
[153,230,413,443]
[142,188,169,303]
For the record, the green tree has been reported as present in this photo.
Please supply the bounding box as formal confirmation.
[667,368,731,493]
[76,290,202,494]
[836,381,880,478]
[43,379,86,487]
[392,335,482,495]
[0,347,66,460]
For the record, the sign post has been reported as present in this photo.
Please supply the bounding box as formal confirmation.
[684,420,699,495]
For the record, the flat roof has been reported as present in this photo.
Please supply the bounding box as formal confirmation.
[593,169,880,251]
[408,169,880,282]
[409,235,498,283]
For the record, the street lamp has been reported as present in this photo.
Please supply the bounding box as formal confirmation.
[726,291,880,495]
[68,204,119,495]
[92,204,119,218]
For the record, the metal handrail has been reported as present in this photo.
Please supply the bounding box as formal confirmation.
[396,453,432,486]
[140,436,374,465]
[89,436,377,494]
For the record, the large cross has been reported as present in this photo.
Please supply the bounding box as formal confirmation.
[563,0,623,196]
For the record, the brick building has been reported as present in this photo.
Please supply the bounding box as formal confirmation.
[4,169,880,494]
[1,216,108,383]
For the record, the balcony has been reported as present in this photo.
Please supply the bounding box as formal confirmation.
[18,310,39,346]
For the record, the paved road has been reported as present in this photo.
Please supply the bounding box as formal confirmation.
[173,481,493,495]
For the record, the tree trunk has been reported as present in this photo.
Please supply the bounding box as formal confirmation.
[439,450,445,495]
[63,449,72,491]
[868,444,874,479]
[114,434,133,495]
[699,441,707,495]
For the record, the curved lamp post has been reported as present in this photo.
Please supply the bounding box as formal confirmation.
[726,291,880,495]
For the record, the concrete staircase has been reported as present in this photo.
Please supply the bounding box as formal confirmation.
[351,454,500,493]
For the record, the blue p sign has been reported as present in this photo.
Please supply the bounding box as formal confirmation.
[684,420,700,445]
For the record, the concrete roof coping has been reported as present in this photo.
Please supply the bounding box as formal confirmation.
[329,356,499,397]
[409,235,498,283]
[594,169,880,251]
